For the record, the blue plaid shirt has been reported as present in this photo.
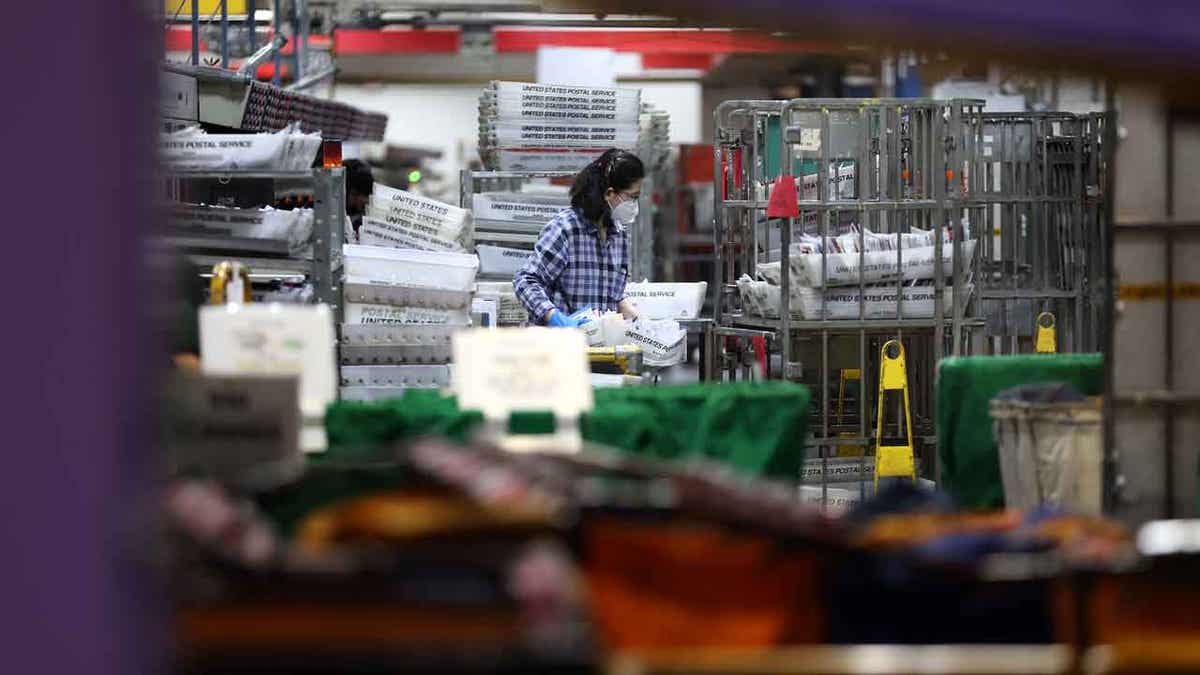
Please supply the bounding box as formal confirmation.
[513,207,629,323]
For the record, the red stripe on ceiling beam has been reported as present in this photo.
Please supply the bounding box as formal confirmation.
[280,34,331,55]
[333,28,460,54]
[641,53,717,70]
[492,29,825,55]
[162,28,331,56]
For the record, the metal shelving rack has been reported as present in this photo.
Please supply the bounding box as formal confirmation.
[711,98,986,494]
[460,170,572,285]
[162,167,346,323]
[968,112,1110,354]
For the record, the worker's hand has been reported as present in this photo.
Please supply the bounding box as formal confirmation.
[546,310,583,328]
[618,297,640,322]
[568,306,597,327]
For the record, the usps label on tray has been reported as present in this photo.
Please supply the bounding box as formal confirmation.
[471,193,567,223]
[371,184,468,226]
[477,245,531,276]
[345,303,470,326]
[490,148,608,172]
[623,282,707,320]
[363,206,467,244]
[359,217,467,253]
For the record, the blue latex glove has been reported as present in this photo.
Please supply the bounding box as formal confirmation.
[546,310,582,328]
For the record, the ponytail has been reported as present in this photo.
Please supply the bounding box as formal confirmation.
[570,148,645,226]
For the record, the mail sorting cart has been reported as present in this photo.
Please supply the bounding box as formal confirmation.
[711,98,986,500]
[968,112,1110,355]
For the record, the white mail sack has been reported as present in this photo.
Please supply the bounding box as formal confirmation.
[760,239,977,288]
[623,318,686,367]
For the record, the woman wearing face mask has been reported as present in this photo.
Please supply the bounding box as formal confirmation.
[513,148,644,326]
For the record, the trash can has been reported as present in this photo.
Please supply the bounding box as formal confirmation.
[989,383,1103,514]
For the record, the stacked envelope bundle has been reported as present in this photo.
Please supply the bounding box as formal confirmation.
[638,102,671,173]
[359,183,472,253]
[477,81,642,171]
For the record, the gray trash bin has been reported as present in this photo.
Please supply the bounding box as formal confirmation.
[989,384,1103,514]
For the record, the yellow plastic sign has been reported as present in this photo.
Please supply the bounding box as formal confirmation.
[166,1,249,15]
[874,340,916,484]
[1035,312,1057,353]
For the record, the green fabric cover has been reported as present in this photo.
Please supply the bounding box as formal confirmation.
[323,389,483,457]
[324,382,811,480]
[936,353,1104,509]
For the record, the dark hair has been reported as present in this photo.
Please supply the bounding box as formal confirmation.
[343,158,374,197]
[570,149,644,226]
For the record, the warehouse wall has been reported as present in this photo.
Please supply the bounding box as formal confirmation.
[630,81,703,145]
[332,83,482,201]
[1110,83,1200,523]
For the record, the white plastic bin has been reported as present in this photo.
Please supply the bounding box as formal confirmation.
[624,281,707,320]
[476,244,531,277]
[343,244,478,291]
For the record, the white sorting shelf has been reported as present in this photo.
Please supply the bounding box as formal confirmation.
[340,386,426,401]
[342,276,473,310]
[339,323,459,365]
[473,218,546,235]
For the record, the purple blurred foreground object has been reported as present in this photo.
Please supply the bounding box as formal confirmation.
[0,3,162,675]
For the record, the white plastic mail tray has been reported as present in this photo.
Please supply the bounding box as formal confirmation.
[343,244,479,292]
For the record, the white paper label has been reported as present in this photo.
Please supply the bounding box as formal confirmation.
[227,276,245,305]
[799,128,821,152]
[453,328,591,422]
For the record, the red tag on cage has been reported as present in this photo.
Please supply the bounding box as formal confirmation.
[766,174,799,218]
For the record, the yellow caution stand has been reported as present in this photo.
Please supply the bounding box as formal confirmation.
[1035,312,1057,353]
[873,340,916,485]
[836,368,862,425]
[209,261,251,305]
[836,368,865,458]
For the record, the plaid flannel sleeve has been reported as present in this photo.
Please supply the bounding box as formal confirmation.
[615,231,630,303]
[513,215,570,324]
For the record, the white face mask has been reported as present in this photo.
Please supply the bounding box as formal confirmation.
[609,195,639,226]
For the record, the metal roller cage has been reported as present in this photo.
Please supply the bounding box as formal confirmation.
[709,98,1107,509]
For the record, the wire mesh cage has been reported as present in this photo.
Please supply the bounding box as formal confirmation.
[710,99,1107,510]
[967,112,1110,354]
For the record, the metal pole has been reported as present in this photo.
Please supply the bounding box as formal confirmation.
[272,0,282,86]
[1101,85,1118,515]
[296,0,308,83]
[220,0,229,69]
[245,0,256,55]
[191,0,200,66]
